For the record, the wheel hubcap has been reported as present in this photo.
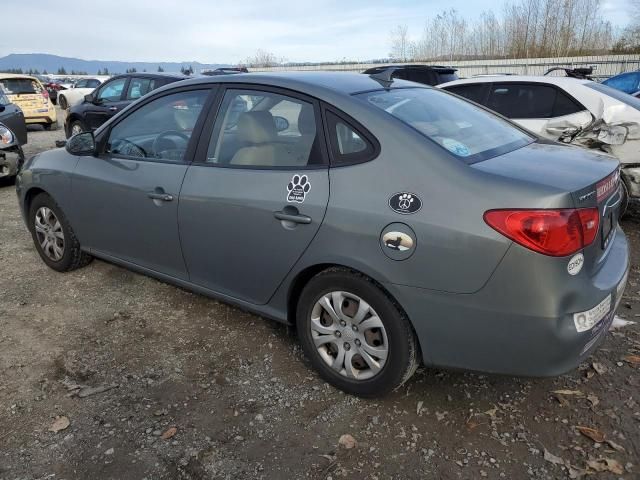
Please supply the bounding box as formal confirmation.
[310,291,388,380]
[34,207,65,261]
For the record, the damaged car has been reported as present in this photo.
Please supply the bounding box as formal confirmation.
[16,72,629,397]
[0,88,27,180]
[439,76,640,215]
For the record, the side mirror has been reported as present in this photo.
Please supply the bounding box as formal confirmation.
[66,132,96,156]
[273,116,289,132]
[0,105,5,113]
[84,93,95,103]
[0,123,18,149]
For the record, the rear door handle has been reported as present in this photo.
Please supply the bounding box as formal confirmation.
[147,192,174,202]
[273,210,312,224]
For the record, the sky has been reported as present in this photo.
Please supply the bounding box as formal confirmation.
[1,0,633,64]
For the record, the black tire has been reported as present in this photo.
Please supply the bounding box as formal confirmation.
[28,193,92,272]
[296,268,420,397]
[619,179,630,219]
[58,95,67,110]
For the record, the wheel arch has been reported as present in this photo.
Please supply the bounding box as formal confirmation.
[23,186,49,220]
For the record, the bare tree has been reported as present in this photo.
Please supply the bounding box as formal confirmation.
[389,25,412,61]
[243,50,280,68]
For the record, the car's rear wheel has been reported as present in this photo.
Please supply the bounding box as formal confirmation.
[70,120,86,137]
[58,95,67,110]
[296,269,419,397]
[42,122,57,131]
[29,193,92,272]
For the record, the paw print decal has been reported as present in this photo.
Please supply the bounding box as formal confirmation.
[389,192,422,215]
[287,174,311,203]
[398,193,414,210]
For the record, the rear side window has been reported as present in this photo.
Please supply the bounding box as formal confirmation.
[445,84,489,104]
[127,78,157,100]
[325,111,377,165]
[0,78,42,95]
[86,79,101,88]
[358,87,532,164]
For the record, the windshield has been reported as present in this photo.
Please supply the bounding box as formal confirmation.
[358,87,532,164]
[0,78,42,95]
[586,82,640,111]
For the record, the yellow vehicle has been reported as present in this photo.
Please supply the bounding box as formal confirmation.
[0,74,57,130]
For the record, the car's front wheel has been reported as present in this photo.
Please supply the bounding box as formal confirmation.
[296,269,420,397]
[28,193,92,272]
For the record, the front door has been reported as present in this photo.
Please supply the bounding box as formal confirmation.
[179,87,330,304]
[72,88,212,279]
[84,77,130,130]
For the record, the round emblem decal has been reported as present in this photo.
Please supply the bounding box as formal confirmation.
[567,253,584,276]
[389,192,422,215]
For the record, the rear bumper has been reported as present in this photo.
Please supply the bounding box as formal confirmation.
[391,227,629,376]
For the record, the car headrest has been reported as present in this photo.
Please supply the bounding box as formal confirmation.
[298,106,315,135]
[237,111,276,144]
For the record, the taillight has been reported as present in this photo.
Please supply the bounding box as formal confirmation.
[41,90,49,100]
[484,208,599,257]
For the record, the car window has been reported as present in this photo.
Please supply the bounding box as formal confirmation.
[206,89,323,168]
[107,89,208,161]
[603,72,640,94]
[97,78,127,102]
[552,89,584,117]
[0,77,42,95]
[487,83,557,119]
[325,111,377,165]
[126,78,157,100]
[358,87,533,164]
[75,80,87,88]
[86,79,101,88]
[445,84,488,104]
[586,82,640,111]
[0,90,8,105]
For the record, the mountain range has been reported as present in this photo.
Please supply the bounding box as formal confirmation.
[0,53,229,74]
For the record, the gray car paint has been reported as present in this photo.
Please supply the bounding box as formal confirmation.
[16,72,628,377]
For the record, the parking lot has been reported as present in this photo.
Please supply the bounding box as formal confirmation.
[1,109,639,479]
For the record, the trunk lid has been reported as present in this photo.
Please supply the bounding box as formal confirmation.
[473,141,621,274]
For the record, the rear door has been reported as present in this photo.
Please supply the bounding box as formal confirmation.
[72,87,213,279]
[178,86,330,304]
[84,77,130,129]
[485,82,591,138]
[0,90,27,145]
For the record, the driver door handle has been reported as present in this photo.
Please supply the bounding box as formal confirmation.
[108,106,118,112]
[147,192,174,202]
[273,210,312,224]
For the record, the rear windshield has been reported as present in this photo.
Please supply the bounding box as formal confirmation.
[0,78,43,95]
[586,82,640,111]
[357,87,533,164]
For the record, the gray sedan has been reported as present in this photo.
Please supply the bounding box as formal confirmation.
[16,72,629,397]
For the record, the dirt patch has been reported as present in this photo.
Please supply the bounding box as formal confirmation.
[1,119,639,479]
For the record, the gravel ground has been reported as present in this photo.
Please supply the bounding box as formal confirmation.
[1,111,639,479]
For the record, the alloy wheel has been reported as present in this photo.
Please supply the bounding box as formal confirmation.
[34,207,65,261]
[310,291,388,380]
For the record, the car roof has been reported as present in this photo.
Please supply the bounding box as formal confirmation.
[108,72,189,81]
[439,75,592,88]
[168,71,423,96]
[0,73,40,81]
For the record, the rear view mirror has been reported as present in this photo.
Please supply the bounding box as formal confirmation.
[273,116,289,132]
[66,132,96,156]
[0,123,18,150]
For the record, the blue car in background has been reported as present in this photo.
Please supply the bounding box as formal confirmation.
[603,71,640,98]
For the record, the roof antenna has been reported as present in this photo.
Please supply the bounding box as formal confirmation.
[369,67,400,88]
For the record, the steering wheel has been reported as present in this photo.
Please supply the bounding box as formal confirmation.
[112,139,147,158]
[152,130,190,158]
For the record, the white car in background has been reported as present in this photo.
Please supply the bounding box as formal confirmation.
[439,76,640,215]
[57,77,106,110]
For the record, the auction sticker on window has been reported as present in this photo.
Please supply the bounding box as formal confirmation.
[441,138,470,157]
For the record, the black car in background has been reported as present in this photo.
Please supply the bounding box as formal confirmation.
[363,65,458,86]
[0,88,27,179]
[64,73,187,138]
